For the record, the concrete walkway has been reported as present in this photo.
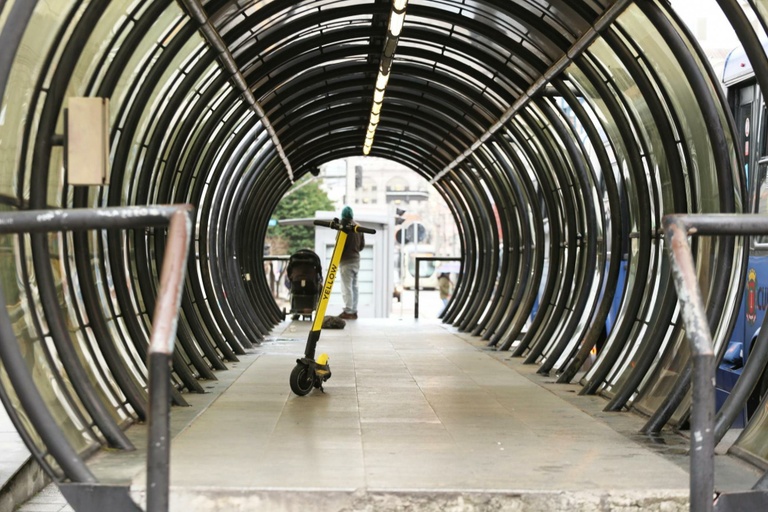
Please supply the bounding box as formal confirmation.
[0,405,28,489]
[9,315,764,511]
[123,318,756,511]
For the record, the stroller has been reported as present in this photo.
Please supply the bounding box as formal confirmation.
[285,249,323,320]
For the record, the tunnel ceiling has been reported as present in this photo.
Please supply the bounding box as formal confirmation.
[8,0,768,489]
[187,0,613,178]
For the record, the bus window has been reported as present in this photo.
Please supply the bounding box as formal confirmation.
[409,257,436,278]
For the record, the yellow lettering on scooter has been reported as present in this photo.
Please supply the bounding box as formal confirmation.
[323,263,337,300]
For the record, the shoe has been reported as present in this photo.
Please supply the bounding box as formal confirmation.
[338,312,358,319]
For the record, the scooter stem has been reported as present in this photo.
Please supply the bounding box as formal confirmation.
[303,221,348,360]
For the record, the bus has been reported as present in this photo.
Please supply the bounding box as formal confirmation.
[717,40,768,427]
[401,245,439,289]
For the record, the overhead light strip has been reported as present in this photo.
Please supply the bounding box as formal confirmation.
[179,0,294,182]
[363,0,409,156]
[429,0,633,184]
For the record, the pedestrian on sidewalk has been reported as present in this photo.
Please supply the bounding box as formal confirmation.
[438,272,453,316]
[339,206,364,319]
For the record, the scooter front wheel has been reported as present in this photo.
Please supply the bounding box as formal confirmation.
[290,363,314,396]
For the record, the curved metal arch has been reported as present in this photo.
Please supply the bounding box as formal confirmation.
[463,143,524,339]
[26,0,136,451]
[483,135,543,347]
[493,133,552,352]
[635,0,742,433]
[428,176,469,323]
[553,77,625,383]
[127,56,225,380]
[505,111,565,358]
[219,146,290,338]
[405,3,570,69]
[238,169,297,325]
[218,1,387,51]
[252,53,507,143]
[449,160,502,333]
[101,10,205,394]
[532,96,600,374]
[64,2,178,422]
[200,110,280,345]
[0,0,103,484]
[395,31,532,99]
[515,103,582,366]
[285,124,438,172]
[74,0,192,397]
[118,83,220,386]
[286,99,478,163]
[572,46,657,396]
[275,76,491,145]
[598,24,693,410]
[434,169,481,327]
[165,88,258,357]
[278,100,469,160]
[156,74,245,363]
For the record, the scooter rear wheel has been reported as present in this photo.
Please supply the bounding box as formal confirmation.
[290,363,314,396]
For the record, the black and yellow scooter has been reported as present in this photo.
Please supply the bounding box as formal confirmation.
[289,217,376,395]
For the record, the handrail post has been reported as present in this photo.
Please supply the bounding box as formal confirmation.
[146,209,192,512]
[415,257,421,319]
[664,216,715,512]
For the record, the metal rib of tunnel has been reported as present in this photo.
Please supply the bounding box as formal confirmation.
[2,0,768,508]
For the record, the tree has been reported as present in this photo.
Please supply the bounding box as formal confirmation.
[267,177,334,254]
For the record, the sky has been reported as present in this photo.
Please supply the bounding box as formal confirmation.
[670,0,742,50]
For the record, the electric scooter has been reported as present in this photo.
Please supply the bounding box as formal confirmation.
[289,217,377,396]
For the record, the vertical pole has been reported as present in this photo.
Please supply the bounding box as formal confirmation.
[146,353,172,512]
[415,257,421,319]
[146,209,191,512]
[691,352,715,512]
[664,217,714,512]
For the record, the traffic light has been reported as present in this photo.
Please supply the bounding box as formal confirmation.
[395,208,406,225]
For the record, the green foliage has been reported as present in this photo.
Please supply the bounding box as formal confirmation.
[268,178,334,254]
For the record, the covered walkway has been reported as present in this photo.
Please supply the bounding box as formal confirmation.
[13,316,766,511]
[5,1,768,510]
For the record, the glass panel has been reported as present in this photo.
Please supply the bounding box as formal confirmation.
[614,3,744,422]
[732,392,768,465]
[0,1,105,462]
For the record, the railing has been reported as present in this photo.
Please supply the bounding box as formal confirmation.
[663,214,768,512]
[0,205,193,512]
[414,256,462,319]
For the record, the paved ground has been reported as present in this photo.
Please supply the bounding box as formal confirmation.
[6,292,764,511]
[120,317,739,511]
[0,405,28,489]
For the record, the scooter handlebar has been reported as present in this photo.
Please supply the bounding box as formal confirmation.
[312,219,376,234]
[355,225,376,234]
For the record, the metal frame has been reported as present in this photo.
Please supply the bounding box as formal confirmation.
[663,214,768,512]
[0,205,192,511]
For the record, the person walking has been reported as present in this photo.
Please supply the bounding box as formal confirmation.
[438,272,453,316]
[339,206,365,319]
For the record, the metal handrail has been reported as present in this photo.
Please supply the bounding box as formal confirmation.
[0,205,193,512]
[663,214,768,512]
[145,208,192,512]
